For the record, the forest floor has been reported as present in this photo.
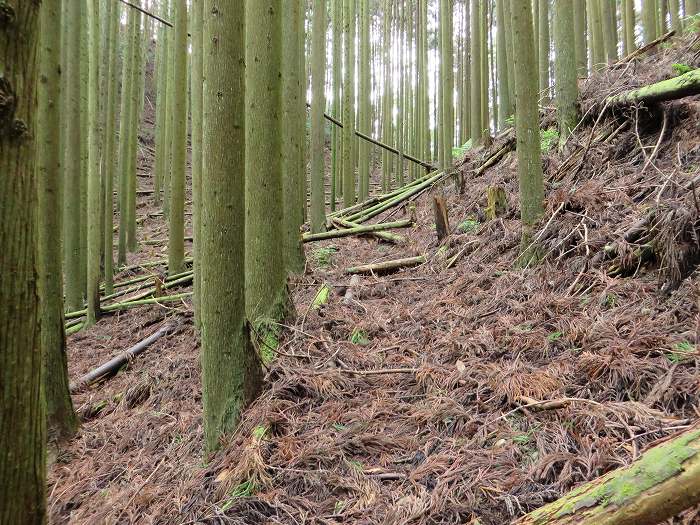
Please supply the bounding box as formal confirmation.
[49,34,700,524]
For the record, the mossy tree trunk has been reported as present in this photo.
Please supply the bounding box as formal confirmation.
[310,0,327,234]
[154,0,170,209]
[245,0,289,324]
[538,0,550,94]
[63,0,83,310]
[574,0,588,75]
[440,0,455,170]
[0,2,46,522]
[79,5,88,299]
[86,0,102,327]
[117,6,137,266]
[102,1,120,295]
[514,426,700,525]
[190,0,203,326]
[201,0,263,453]
[342,0,356,207]
[554,0,579,147]
[37,0,78,443]
[168,0,188,276]
[470,0,483,143]
[282,0,306,274]
[511,0,545,263]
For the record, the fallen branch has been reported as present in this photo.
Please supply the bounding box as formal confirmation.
[65,292,192,321]
[606,68,700,107]
[330,218,405,243]
[70,323,175,392]
[513,424,700,525]
[345,255,426,275]
[302,218,413,243]
[613,30,675,66]
[339,367,418,375]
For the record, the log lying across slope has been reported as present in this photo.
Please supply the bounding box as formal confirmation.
[606,68,700,106]
[513,425,700,525]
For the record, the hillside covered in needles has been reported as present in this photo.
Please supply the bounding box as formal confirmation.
[3,1,700,525]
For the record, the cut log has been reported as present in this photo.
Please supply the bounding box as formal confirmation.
[606,68,700,107]
[513,424,700,525]
[70,323,175,392]
[486,186,508,220]
[433,195,450,241]
[346,255,426,274]
[331,218,405,243]
[302,218,414,243]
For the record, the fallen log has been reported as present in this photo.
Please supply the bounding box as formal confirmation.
[606,68,700,107]
[65,292,192,321]
[346,255,426,274]
[302,218,414,243]
[330,218,405,243]
[613,30,675,66]
[513,424,700,525]
[70,323,175,392]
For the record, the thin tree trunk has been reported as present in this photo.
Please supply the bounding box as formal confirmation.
[440,0,455,169]
[342,0,356,207]
[201,0,263,453]
[622,0,637,55]
[555,0,579,146]
[38,0,78,443]
[359,0,371,201]
[600,0,618,62]
[332,0,343,208]
[245,0,289,323]
[310,0,327,233]
[511,0,545,263]
[538,0,550,94]
[0,2,46,521]
[497,0,511,128]
[589,0,605,69]
[190,0,203,326]
[154,0,170,208]
[574,0,588,76]
[63,0,84,309]
[470,0,483,142]
[643,0,659,43]
[167,0,187,276]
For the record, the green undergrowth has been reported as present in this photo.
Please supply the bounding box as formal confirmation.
[311,246,337,268]
[666,341,695,363]
[312,284,330,309]
[349,327,370,346]
[540,128,559,153]
[452,139,472,158]
[672,63,693,76]
[252,319,280,365]
[458,217,480,234]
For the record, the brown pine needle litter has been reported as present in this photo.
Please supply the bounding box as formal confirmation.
[49,35,700,524]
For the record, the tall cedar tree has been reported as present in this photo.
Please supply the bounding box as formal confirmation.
[245,0,289,323]
[282,0,306,273]
[440,0,455,169]
[64,0,83,309]
[511,0,545,263]
[154,0,171,209]
[191,0,203,325]
[470,0,482,142]
[359,0,371,200]
[574,0,588,75]
[0,2,46,522]
[86,0,102,326]
[168,0,188,276]
[554,0,579,147]
[38,0,78,443]
[310,0,327,233]
[331,0,343,208]
[201,0,263,452]
[342,0,356,206]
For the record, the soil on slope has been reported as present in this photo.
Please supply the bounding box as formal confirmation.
[49,33,700,524]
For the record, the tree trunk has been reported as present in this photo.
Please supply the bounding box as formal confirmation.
[538,0,550,94]
[0,2,46,522]
[342,0,356,207]
[513,425,700,525]
[310,0,327,234]
[643,0,659,43]
[622,0,637,56]
[554,0,579,146]
[440,0,455,170]
[470,0,483,142]
[63,0,83,310]
[331,0,343,209]
[497,0,512,128]
[600,0,619,63]
[201,0,263,454]
[606,68,700,106]
[37,0,78,443]
[589,0,605,69]
[245,0,289,323]
[511,0,545,263]
[574,0,588,75]
[167,0,187,276]
[358,0,371,200]
[103,0,120,295]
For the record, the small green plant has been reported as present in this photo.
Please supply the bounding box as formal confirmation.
[666,341,696,363]
[220,480,257,510]
[332,422,346,431]
[312,246,337,268]
[540,128,559,153]
[334,500,347,514]
[513,433,532,445]
[683,14,700,33]
[505,114,515,126]
[347,459,363,472]
[452,139,472,158]
[672,63,693,76]
[252,425,268,440]
[547,331,563,342]
[458,217,480,234]
[349,328,370,346]
[604,293,617,308]
[253,319,279,365]
[514,323,533,333]
[312,284,330,309]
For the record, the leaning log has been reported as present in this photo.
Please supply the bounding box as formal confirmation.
[302,218,414,243]
[513,424,700,525]
[69,323,175,392]
[346,255,426,274]
[331,218,405,243]
[606,68,700,107]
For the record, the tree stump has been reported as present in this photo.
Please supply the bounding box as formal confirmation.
[433,195,450,241]
[486,185,507,220]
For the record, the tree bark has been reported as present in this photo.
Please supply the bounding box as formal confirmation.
[554,0,579,146]
[606,68,700,106]
[513,425,700,525]
[310,0,327,234]
[202,0,263,453]
[342,0,356,207]
[0,2,46,522]
[470,0,483,142]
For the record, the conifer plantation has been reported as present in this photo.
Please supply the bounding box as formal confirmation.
[3,1,700,523]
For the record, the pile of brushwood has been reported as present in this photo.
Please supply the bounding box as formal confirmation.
[49,32,700,525]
